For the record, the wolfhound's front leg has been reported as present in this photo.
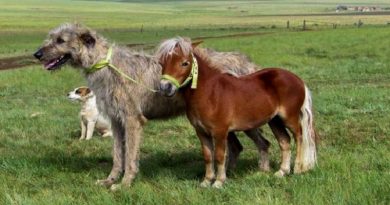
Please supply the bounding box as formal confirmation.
[96,119,124,188]
[227,132,243,170]
[111,115,144,190]
[244,128,271,172]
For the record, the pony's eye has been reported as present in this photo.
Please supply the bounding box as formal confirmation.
[56,37,65,44]
[181,61,190,67]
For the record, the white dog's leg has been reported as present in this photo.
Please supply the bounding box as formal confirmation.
[80,120,87,140]
[102,130,113,138]
[86,121,96,140]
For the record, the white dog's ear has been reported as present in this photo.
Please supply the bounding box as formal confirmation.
[80,32,96,48]
[85,88,94,97]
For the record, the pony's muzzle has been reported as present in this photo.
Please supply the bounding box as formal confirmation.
[159,80,176,97]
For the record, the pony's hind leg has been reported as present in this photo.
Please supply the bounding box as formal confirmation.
[283,114,306,174]
[244,128,271,172]
[196,129,215,188]
[269,116,291,177]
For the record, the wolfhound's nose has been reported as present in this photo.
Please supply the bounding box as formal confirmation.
[33,49,43,60]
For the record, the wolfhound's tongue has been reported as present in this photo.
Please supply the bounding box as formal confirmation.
[44,59,58,69]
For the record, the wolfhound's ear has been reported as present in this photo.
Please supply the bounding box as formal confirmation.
[80,32,96,48]
[191,40,203,48]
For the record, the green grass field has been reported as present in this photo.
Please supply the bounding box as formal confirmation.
[1,0,390,204]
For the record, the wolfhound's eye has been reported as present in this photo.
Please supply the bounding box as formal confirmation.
[75,90,81,94]
[56,37,65,44]
[181,61,190,67]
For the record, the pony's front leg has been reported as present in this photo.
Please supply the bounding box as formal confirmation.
[212,131,228,188]
[196,129,215,187]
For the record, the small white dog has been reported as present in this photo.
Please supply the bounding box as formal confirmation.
[67,86,112,140]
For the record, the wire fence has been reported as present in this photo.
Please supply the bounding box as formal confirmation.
[285,18,387,30]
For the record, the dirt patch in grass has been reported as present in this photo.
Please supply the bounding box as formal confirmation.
[0,55,38,71]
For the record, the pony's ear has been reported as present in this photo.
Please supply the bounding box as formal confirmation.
[191,40,203,48]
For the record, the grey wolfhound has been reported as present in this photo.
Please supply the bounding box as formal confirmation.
[33,23,270,190]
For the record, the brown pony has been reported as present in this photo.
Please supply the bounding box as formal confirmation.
[157,37,317,188]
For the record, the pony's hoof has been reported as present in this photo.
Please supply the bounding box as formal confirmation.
[294,162,304,174]
[200,180,212,188]
[274,170,287,178]
[294,168,303,174]
[96,179,115,188]
[294,163,314,174]
[212,180,224,189]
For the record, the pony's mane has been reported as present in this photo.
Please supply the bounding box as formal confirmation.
[156,37,225,73]
[156,37,192,64]
[193,47,226,73]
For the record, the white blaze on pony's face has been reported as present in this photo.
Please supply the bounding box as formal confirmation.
[157,37,202,97]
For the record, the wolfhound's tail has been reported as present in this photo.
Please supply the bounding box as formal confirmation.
[299,86,317,172]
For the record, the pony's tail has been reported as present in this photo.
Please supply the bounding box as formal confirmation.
[299,86,317,172]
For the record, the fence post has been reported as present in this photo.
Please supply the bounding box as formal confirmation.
[358,19,363,28]
[287,20,290,29]
[140,24,143,33]
[303,20,306,30]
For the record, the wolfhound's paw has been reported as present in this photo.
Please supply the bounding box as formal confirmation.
[200,179,212,188]
[96,179,115,188]
[212,180,224,189]
[274,169,288,178]
[227,160,237,170]
[110,184,122,192]
[79,137,85,140]
[259,162,271,172]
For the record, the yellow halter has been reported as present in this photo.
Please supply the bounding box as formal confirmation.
[161,54,198,89]
[86,46,158,93]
